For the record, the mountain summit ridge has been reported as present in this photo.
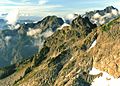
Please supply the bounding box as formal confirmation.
[0,6,119,86]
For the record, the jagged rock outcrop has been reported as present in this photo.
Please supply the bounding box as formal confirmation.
[71,15,97,36]
[89,17,120,78]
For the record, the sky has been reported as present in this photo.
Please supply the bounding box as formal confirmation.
[0,0,120,17]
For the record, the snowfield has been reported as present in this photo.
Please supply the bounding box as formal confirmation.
[89,67,120,86]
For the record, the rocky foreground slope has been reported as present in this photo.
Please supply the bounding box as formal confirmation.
[0,14,120,86]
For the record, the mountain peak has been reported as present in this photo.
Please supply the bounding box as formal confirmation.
[34,15,64,32]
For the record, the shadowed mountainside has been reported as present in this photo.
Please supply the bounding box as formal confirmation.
[0,16,64,67]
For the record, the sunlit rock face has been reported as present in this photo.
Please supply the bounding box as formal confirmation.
[87,17,120,82]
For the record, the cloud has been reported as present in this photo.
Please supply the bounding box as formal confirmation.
[22,0,30,2]
[21,0,31,4]
[27,28,42,36]
[0,5,63,17]
[39,0,48,5]
[6,9,19,25]
[0,0,64,17]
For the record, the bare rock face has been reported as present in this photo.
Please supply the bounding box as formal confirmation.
[89,17,120,78]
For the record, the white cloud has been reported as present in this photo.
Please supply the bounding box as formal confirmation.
[27,28,42,36]
[6,9,19,25]
[0,0,63,17]
[0,5,63,17]
[39,0,48,5]
[21,0,32,4]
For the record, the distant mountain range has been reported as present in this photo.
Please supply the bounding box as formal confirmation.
[65,6,119,25]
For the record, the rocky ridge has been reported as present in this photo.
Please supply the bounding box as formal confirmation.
[0,6,120,86]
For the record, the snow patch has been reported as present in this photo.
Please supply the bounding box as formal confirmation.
[57,23,70,30]
[33,21,38,24]
[87,40,97,52]
[111,9,119,16]
[69,57,74,61]
[93,13,101,19]
[104,13,112,18]
[89,67,120,86]
[25,22,27,24]
[14,24,20,29]
[90,40,97,49]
